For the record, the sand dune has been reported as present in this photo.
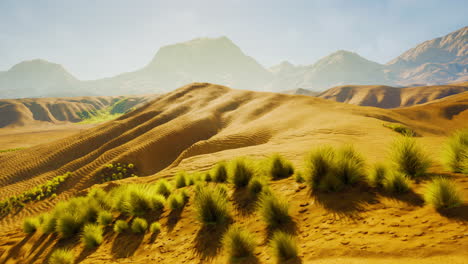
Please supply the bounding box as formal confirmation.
[0,83,466,263]
[0,95,156,128]
[318,83,468,108]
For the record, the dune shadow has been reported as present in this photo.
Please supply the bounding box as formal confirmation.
[111,232,144,258]
[232,188,258,215]
[377,188,424,207]
[437,204,468,222]
[311,185,375,219]
[0,233,33,264]
[193,223,230,261]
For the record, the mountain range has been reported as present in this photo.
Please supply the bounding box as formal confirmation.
[0,26,466,99]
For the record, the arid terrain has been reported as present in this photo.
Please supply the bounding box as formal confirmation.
[0,83,466,263]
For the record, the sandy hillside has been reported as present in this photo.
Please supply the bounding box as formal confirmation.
[317,83,468,108]
[0,95,156,128]
[0,83,467,263]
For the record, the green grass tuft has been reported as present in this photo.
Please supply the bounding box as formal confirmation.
[383,123,415,136]
[257,193,291,230]
[383,172,411,194]
[213,161,228,183]
[334,145,366,185]
[194,185,230,226]
[48,248,75,264]
[270,231,298,263]
[305,145,335,190]
[23,217,40,234]
[424,177,463,209]
[97,211,113,226]
[442,129,468,173]
[222,225,256,263]
[268,154,294,180]
[168,192,186,210]
[367,163,388,188]
[131,217,148,234]
[175,171,189,188]
[294,172,305,183]
[110,184,165,216]
[389,136,431,178]
[150,222,161,234]
[81,224,103,248]
[231,158,254,188]
[113,220,129,233]
[155,180,173,197]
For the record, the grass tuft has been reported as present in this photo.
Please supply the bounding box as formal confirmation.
[389,136,431,178]
[294,172,305,183]
[213,161,228,183]
[113,220,129,233]
[175,171,189,188]
[442,129,468,173]
[131,217,148,233]
[23,217,40,234]
[155,180,173,197]
[194,185,230,226]
[334,145,366,185]
[367,163,388,188]
[383,172,411,194]
[150,222,161,234]
[48,248,75,264]
[168,192,187,210]
[383,123,415,136]
[97,211,113,226]
[424,177,463,209]
[270,231,298,263]
[305,145,335,190]
[222,225,256,263]
[81,224,103,248]
[268,154,294,180]
[257,193,291,230]
[231,158,254,188]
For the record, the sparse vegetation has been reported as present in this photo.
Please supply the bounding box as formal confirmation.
[155,180,173,197]
[383,172,410,194]
[222,225,256,263]
[334,145,366,185]
[0,147,25,153]
[99,162,138,183]
[257,193,291,230]
[110,184,165,216]
[389,136,431,178]
[424,177,463,209]
[294,172,305,183]
[77,98,134,124]
[131,217,148,234]
[168,192,187,210]
[0,172,72,216]
[442,129,468,173]
[383,123,416,136]
[97,211,113,226]
[175,171,189,188]
[231,158,254,188]
[48,248,75,264]
[213,161,228,183]
[113,220,129,233]
[268,154,294,180]
[81,224,103,248]
[248,177,267,196]
[23,217,40,234]
[150,222,161,234]
[194,185,230,226]
[368,163,388,188]
[305,145,335,190]
[270,231,298,263]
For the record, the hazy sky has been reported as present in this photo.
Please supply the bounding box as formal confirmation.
[1,0,467,80]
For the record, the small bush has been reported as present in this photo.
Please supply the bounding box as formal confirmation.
[383,173,410,194]
[113,220,129,233]
[81,224,103,248]
[40,213,57,234]
[383,123,415,137]
[203,172,213,182]
[305,146,335,189]
[213,161,228,183]
[48,248,74,264]
[334,145,365,185]
[55,214,83,238]
[294,172,305,183]
[111,184,165,216]
[424,177,463,209]
[268,154,294,180]
[231,158,254,188]
[156,180,172,197]
[168,193,186,210]
[175,171,188,188]
[248,178,266,196]
[150,222,161,234]
[97,211,113,226]
[368,163,387,188]
[270,231,298,263]
[222,225,256,263]
[131,217,148,233]
[442,129,468,173]
[389,136,431,178]
[258,193,291,230]
[195,186,230,226]
[23,217,40,234]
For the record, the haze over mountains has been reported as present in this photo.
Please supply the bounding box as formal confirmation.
[0,26,466,99]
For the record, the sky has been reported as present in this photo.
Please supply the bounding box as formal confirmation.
[0,0,467,80]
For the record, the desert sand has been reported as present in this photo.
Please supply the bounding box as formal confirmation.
[0,83,466,263]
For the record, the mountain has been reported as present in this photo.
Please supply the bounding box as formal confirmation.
[83,37,272,95]
[0,59,83,99]
[387,26,468,85]
[318,83,468,108]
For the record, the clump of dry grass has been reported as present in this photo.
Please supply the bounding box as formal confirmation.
[389,136,431,179]
[222,225,256,263]
[194,185,230,226]
[442,129,468,173]
[424,177,463,209]
[270,231,298,263]
[257,193,291,230]
[48,248,75,264]
[268,154,294,180]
